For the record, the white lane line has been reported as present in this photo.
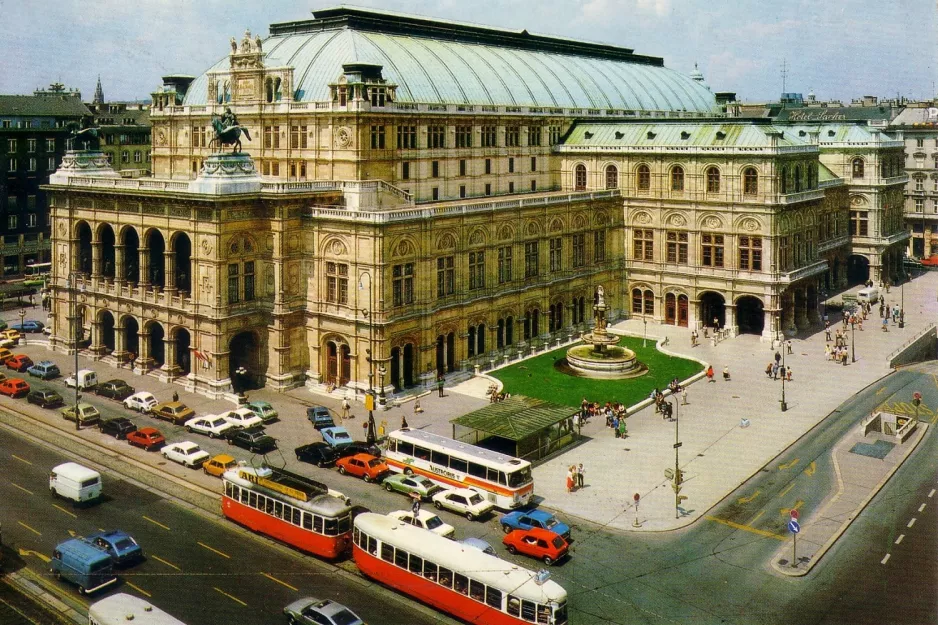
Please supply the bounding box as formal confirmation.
[907,518,917,528]
[881,553,891,564]
[919,504,926,513]
[895,534,905,545]
[928,489,935,498]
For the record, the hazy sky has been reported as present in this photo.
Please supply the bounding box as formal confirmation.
[2,0,935,104]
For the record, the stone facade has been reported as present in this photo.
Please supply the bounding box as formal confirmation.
[890,103,938,257]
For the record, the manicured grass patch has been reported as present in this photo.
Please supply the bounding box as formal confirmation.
[491,335,703,408]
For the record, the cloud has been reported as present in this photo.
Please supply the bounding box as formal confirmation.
[707,50,762,85]
[745,18,803,38]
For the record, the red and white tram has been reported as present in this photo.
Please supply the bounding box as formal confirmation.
[222,465,353,559]
[353,513,568,625]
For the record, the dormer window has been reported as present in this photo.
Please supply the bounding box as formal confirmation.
[828,130,836,137]
[798,130,806,137]
[369,87,386,107]
[646,131,656,140]
[337,86,347,107]
[614,131,624,140]
[680,131,690,140]
[715,131,726,140]
[584,131,594,139]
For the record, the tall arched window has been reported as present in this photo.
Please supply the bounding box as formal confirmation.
[794,166,802,192]
[637,164,651,191]
[605,165,618,189]
[631,288,643,314]
[671,166,684,191]
[808,163,817,188]
[574,164,587,191]
[643,289,654,315]
[780,167,789,194]
[743,167,758,195]
[852,157,865,179]
[706,166,720,193]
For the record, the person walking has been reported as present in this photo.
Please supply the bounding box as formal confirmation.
[612,415,620,438]
[722,366,730,381]
[765,362,773,378]
[772,362,779,380]
[786,340,793,354]
[566,467,575,493]
[437,374,445,397]
[706,366,715,383]
[786,368,793,382]
[172,391,179,403]
[618,416,627,438]
[774,351,782,365]
[577,463,585,489]
[401,415,409,429]
[410,492,421,515]
[341,397,351,420]
[681,387,688,405]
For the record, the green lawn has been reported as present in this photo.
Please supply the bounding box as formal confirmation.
[491,335,704,408]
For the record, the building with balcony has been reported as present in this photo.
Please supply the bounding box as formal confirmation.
[889,103,938,257]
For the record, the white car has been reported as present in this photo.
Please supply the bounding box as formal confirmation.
[124,391,158,413]
[0,338,15,349]
[219,408,263,430]
[161,441,210,468]
[184,415,235,439]
[432,487,495,521]
[387,509,456,538]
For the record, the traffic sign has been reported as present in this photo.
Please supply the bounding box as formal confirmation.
[673,442,683,449]
[788,520,800,534]
[790,509,799,520]
[633,493,640,503]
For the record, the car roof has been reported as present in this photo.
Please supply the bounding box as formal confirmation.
[442,487,478,497]
[518,509,554,520]
[137,427,161,434]
[345,453,379,462]
[210,454,236,463]
[513,527,562,540]
[174,441,200,449]
[131,391,156,399]
[322,426,350,435]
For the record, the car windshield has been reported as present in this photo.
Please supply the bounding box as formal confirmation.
[415,478,433,488]
[187,445,202,453]
[114,538,137,550]
[210,419,227,427]
[468,493,484,505]
[223,460,237,468]
[330,609,360,625]
[507,467,532,487]
[334,431,351,441]
[544,517,559,529]
[368,459,384,468]
[425,516,443,530]
[552,536,566,548]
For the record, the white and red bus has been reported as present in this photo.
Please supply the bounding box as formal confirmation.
[383,429,534,509]
[222,465,353,559]
[354,512,567,625]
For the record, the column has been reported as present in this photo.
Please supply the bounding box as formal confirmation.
[137,330,152,371]
[161,336,180,374]
[808,279,821,326]
[113,324,127,362]
[91,241,102,282]
[89,320,105,355]
[139,247,150,288]
[784,292,797,335]
[164,251,177,294]
[114,244,126,282]
[724,304,736,337]
[795,286,809,330]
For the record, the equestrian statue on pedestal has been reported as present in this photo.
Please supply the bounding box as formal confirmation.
[210,107,252,153]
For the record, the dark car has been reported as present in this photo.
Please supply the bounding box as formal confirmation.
[26,388,64,409]
[295,442,338,468]
[86,530,143,565]
[307,405,336,430]
[99,417,138,440]
[335,441,382,459]
[95,379,136,401]
[227,427,277,454]
[11,320,43,333]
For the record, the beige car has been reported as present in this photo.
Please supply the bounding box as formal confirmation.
[61,402,102,426]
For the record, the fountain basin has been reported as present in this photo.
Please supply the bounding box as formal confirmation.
[565,344,645,379]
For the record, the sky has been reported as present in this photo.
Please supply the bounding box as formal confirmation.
[1,0,935,104]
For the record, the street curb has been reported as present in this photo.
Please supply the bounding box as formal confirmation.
[3,568,87,625]
[770,421,929,577]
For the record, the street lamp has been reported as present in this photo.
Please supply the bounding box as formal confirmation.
[19,308,26,346]
[780,347,788,412]
[851,317,856,363]
[66,273,84,431]
[673,397,683,519]
[643,318,647,348]
[899,279,905,328]
[359,272,378,445]
[234,366,248,396]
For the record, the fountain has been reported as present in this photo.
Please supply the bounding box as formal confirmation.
[564,286,646,378]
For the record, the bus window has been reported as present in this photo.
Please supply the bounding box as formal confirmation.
[314,516,323,533]
[415,446,431,461]
[394,548,408,569]
[468,462,486,479]
[554,603,567,624]
[509,467,532,487]
[303,512,312,530]
[249,492,257,508]
[292,508,301,526]
[507,596,521,617]
[367,536,378,556]
[338,514,351,534]
[469,580,485,602]
[487,467,503,484]
[324,518,337,536]
[381,543,394,563]
[485,587,502,609]
[353,528,360,545]
[265,498,274,515]
[431,450,449,466]
[397,440,413,455]
[537,605,551,624]
[274,502,283,519]
[454,573,469,595]
[522,600,537,621]
[225,481,233,497]
[438,567,453,588]
[423,561,438,582]
[450,458,468,474]
[408,554,422,574]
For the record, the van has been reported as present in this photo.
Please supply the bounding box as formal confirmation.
[50,538,117,595]
[857,286,880,305]
[307,405,336,430]
[65,369,98,391]
[49,462,102,503]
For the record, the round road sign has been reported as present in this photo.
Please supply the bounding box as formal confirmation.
[633,493,640,503]
[790,509,799,520]
[788,520,801,534]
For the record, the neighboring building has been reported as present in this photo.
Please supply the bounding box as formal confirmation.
[889,102,938,257]
[87,99,151,176]
[0,83,89,277]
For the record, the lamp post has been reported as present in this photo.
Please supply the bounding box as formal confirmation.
[673,398,683,519]
[643,318,647,348]
[899,279,905,328]
[67,273,84,431]
[780,346,788,412]
[359,272,378,445]
[19,308,26,346]
[851,317,856,363]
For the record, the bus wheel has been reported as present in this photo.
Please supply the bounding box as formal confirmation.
[404,468,414,476]
[77,586,86,595]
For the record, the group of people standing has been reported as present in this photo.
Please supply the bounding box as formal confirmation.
[765,350,794,381]
[565,463,586,492]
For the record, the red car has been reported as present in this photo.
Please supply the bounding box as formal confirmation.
[502,527,569,566]
[335,453,391,483]
[0,378,30,398]
[921,255,938,267]
[5,355,34,373]
[126,427,166,451]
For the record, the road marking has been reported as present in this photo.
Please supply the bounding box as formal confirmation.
[929,489,936,498]
[876,387,886,395]
[261,572,298,592]
[125,581,151,598]
[11,482,33,495]
[919,503,926,513]
[151,555,180,571]
[68,530,78,537]
[11,454,32,465]
[881,553,891,564]
[778,458,800,471]
[142,515,170,531]
[748,510,765,525]
[17,521,41,536]
[895,534,905,545]
[779,500,805,516]
[705,516,786,541]
[804,461,817,477]
[213,587,246,606]
[198,542,231,559]
[737,490,760,504]
[17,548,50,563]
[907,518,917,528]
[779,483,795,497]
[52,504,77,518]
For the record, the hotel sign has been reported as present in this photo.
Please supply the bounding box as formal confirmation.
[786,110,847,122]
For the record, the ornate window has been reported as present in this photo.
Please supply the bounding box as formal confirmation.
[636,164,651,191]
[572,233,586,268]
[666,232,688,264]
[780,167,788,194]
[705,166,720,193]
[370,125,385,149]
[481,126,497,148]
[852,157,865,179]
[326,262,348,304]
[701,233,724,267]
[633,229,653,261]
[605,165,618,189]
[428,125,446,149]
[528,126,542,147]
[743,167,758,195]
[455,126,472,148]
[632,289,653,314]
[392,263,414,306]
[498,246,512,283]
[574,164,587,191]
[850,211,869,236]
[671,166,684,191]
[549,238,562,273]
[468,251,485,290]
[397,125,417,149]
[436,256,454,297]
[738,236,762,271]
[794,166,802,192]
[593,230,606,264]
[505,126,520,147]
[524,242,539,278]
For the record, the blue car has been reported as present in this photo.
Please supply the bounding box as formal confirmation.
[86,530,143,565]
[320,426,353,449]
[500,510,571,542]
[11,320,44,333]
[27,360,60,380]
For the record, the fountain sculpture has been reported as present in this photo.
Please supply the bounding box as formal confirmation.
[565,286,645,378]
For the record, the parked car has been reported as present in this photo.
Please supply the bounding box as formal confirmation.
[61,402,101,426]
[0,377,29,398]
[0,331,20,347]
[294,442,338,468]
[94,379,135,401]
[502,527,569,566]
[64,369,97,390]
[5,354,33,372]
[98,417,137,440]
[203,453,239,477]
[126,427,165,451]
[383,473,444,501]
[151,402,195,425]
[433,487,495,521]
[921,254,938,267]
[27,388,64,409]
[283,597,365,625]
[11,320,44,333]
[218,407,263,430]
[161,441,209,468]
[0,371,6,383]
[86,530,143,565]
[124,391,158,413]
[0,337,14,349]
[320,426,353,449]
[500,510,572,542]
[459,537,498,557]
[246,400,278,423]
[307,405,336,430]
[387,509,456,538]
[185,415,235,438]
[336,453,390,483]
[226,427,277,454]
[334,441,382,459]
[27,360,60,380]
[0,348,14,365]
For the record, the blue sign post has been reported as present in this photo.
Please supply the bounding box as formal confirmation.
[788,518,800,568]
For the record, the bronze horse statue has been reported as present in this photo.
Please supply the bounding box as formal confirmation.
[65,120,100,151]
[209,115,251,154]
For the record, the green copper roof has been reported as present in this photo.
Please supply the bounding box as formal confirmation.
[562,123,808,148]
[817,162,839,182]
[784,124,893,144]
[184,8,717,113]
[450,395,574,441]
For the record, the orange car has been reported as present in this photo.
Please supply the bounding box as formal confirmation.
[0,378,30,398]
[5,354,34,373]
[203,454,238,477]
[336,453,391,483]
[126,427,166,451]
